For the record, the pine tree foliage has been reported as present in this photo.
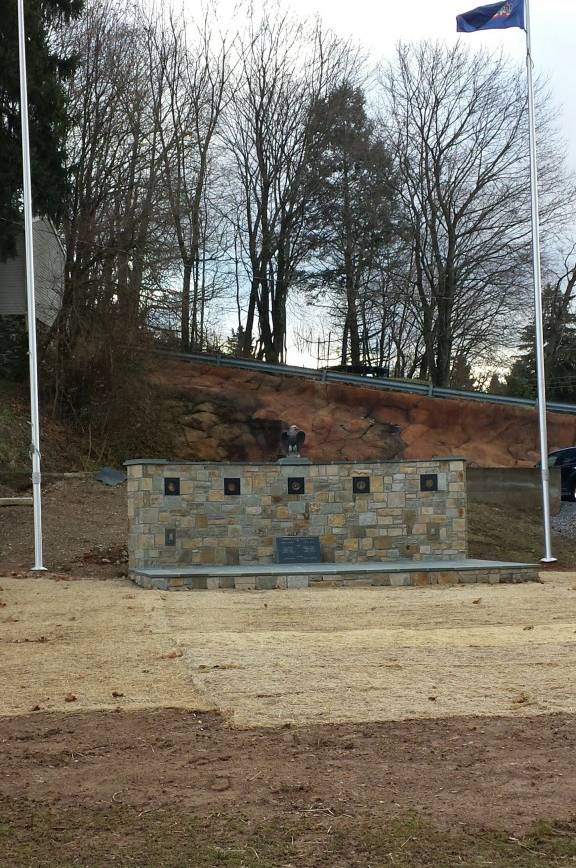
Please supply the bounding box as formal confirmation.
[304,83,397,366]
[0,0,82,257]
[506,283,576,402]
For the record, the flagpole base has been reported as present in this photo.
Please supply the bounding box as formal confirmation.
[540,557,557,564]
[31,566,48,572]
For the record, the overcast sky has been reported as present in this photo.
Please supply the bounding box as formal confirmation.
[221,0,576,169]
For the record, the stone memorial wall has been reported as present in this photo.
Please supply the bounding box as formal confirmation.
[125,458,467,572]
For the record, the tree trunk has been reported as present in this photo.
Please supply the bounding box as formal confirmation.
[242,281,258,356]
[181,262,192,351]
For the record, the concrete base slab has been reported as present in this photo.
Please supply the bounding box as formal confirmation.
[130,559,539,591]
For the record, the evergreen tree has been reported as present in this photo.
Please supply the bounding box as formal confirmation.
[506,285,576,402]
[0,0,82,257]
[304,83,397,367]
[450,353,476,390]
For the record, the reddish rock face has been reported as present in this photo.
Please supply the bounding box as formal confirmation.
[148,359,576,466]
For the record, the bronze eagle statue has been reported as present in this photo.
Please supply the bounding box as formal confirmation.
[280,424,306,457]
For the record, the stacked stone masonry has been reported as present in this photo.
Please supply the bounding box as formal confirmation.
[126,458,468,571]
[132,567,539,592]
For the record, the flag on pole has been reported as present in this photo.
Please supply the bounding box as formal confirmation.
[456,0,556,562]
[456,0,525,32]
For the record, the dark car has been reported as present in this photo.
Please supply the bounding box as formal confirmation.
[546,448,576,501]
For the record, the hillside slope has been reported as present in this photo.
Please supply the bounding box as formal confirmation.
[149,357,576,466]
[2,358,576,475]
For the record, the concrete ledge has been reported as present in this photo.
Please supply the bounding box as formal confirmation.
[130,559,539,591]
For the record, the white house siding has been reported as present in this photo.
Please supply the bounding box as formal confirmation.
[32,218,64,326]
[0,234,26,316]
[0,218,64,326]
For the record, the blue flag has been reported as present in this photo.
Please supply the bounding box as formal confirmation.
[456,0,525,32]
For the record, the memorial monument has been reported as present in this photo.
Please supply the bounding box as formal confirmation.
[125,424,538,590]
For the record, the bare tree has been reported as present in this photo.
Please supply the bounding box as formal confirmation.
[55,1,161,361]
[380,41,571,386]
[545,245,576,371]
[146,10,230,351]
[223,8,356,362]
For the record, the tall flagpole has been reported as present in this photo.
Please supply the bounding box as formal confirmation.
[17,0,46,571]
[524,0,555,563]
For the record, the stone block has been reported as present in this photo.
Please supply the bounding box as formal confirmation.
[437,571,458,585]
[288,501,307,514]
[287,575,309,589]
[200,547,215,564]
[349,526,366,539]
[371,574,391,586]
[208,490,225,502]
[225,548,240,565]
[412,571,430,587]
[140,508,159,524]
[234,578,256,590]
[256,576,278,590]
[257,546,274,558]
[459,572,478,584]
[390,573,411,587]
[359,512,378,526]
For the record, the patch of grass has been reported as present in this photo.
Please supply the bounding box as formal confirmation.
[1,799,576,867]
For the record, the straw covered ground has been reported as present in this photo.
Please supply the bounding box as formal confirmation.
[1,571,576,723]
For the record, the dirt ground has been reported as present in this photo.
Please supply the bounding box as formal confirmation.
[3,481,576,865]
[1,575,576,865]
[2,708,576,867]
[0,478,128,577]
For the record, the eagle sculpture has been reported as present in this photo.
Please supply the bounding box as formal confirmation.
[280,424,306,457]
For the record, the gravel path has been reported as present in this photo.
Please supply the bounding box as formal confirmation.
[552,501,576,538]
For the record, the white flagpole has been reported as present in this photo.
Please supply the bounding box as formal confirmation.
[524,0,556,563]
[17,0,46,571]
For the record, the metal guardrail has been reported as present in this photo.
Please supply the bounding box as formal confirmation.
[156,349,576,415]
